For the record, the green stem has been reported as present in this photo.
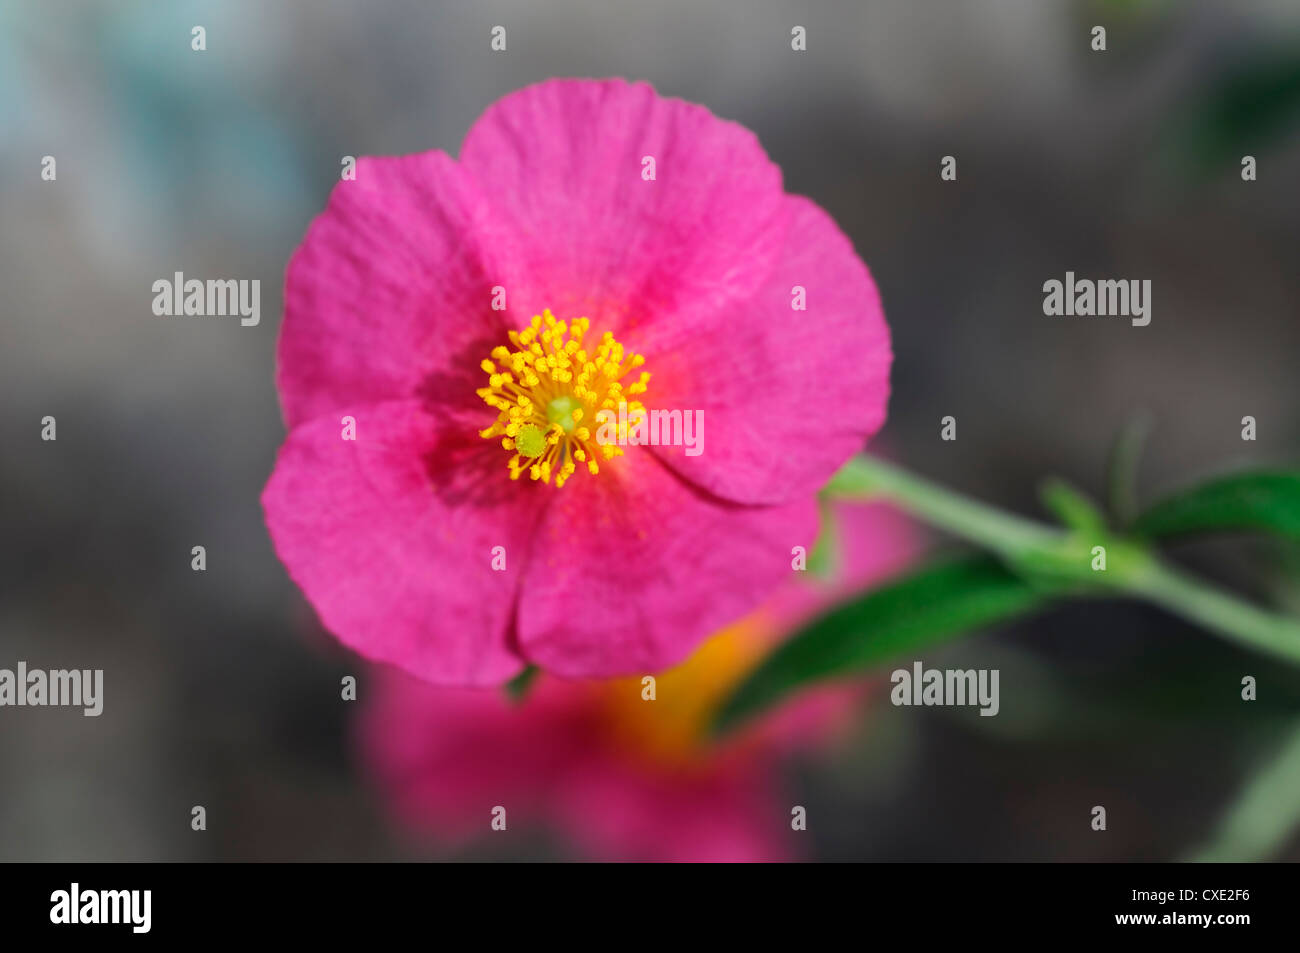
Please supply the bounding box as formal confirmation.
[828,455,1300,667]
[827,456,1059,557]
[1129,561,1300,665]
[1187,719,1300,862]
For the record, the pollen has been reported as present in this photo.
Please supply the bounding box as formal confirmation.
[476,309,650,487]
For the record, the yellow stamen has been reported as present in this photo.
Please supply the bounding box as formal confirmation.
[477,309,649,486]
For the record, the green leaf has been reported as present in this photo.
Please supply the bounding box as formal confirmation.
[1158,47,1300,183]
[1107,412,1152,528]
[503,665,539,703]
[1039,478,1108,536]
[1131,470,1300,543]
[711,555,1048,736]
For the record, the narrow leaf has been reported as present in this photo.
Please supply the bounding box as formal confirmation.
[1107,412,1152,528]
[504,665,539,703]
[1039,478,1108,535]
[712,555,1048,736]
[1131,470,1300,542]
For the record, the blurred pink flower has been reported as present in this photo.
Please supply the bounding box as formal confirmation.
[263,78,891,687]
[358,501,918,863]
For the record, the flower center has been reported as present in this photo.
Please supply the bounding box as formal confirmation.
[477,309,650,487]
[594,620,771,767]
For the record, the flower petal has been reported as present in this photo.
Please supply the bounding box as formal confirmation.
[553,760,790,862]
[458,78,789,337]
[516,450,817,677]
[278,151,513,430]
[636,195,892,505]
[763,499,921,632]
[358,666,793,861]
[357,669,586,845]
[262,400,544,685]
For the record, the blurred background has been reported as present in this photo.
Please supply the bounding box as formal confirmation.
[1,0,1298,861]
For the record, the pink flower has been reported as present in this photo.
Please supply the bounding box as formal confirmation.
[263,78,891,686]
[358,501,917,862]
